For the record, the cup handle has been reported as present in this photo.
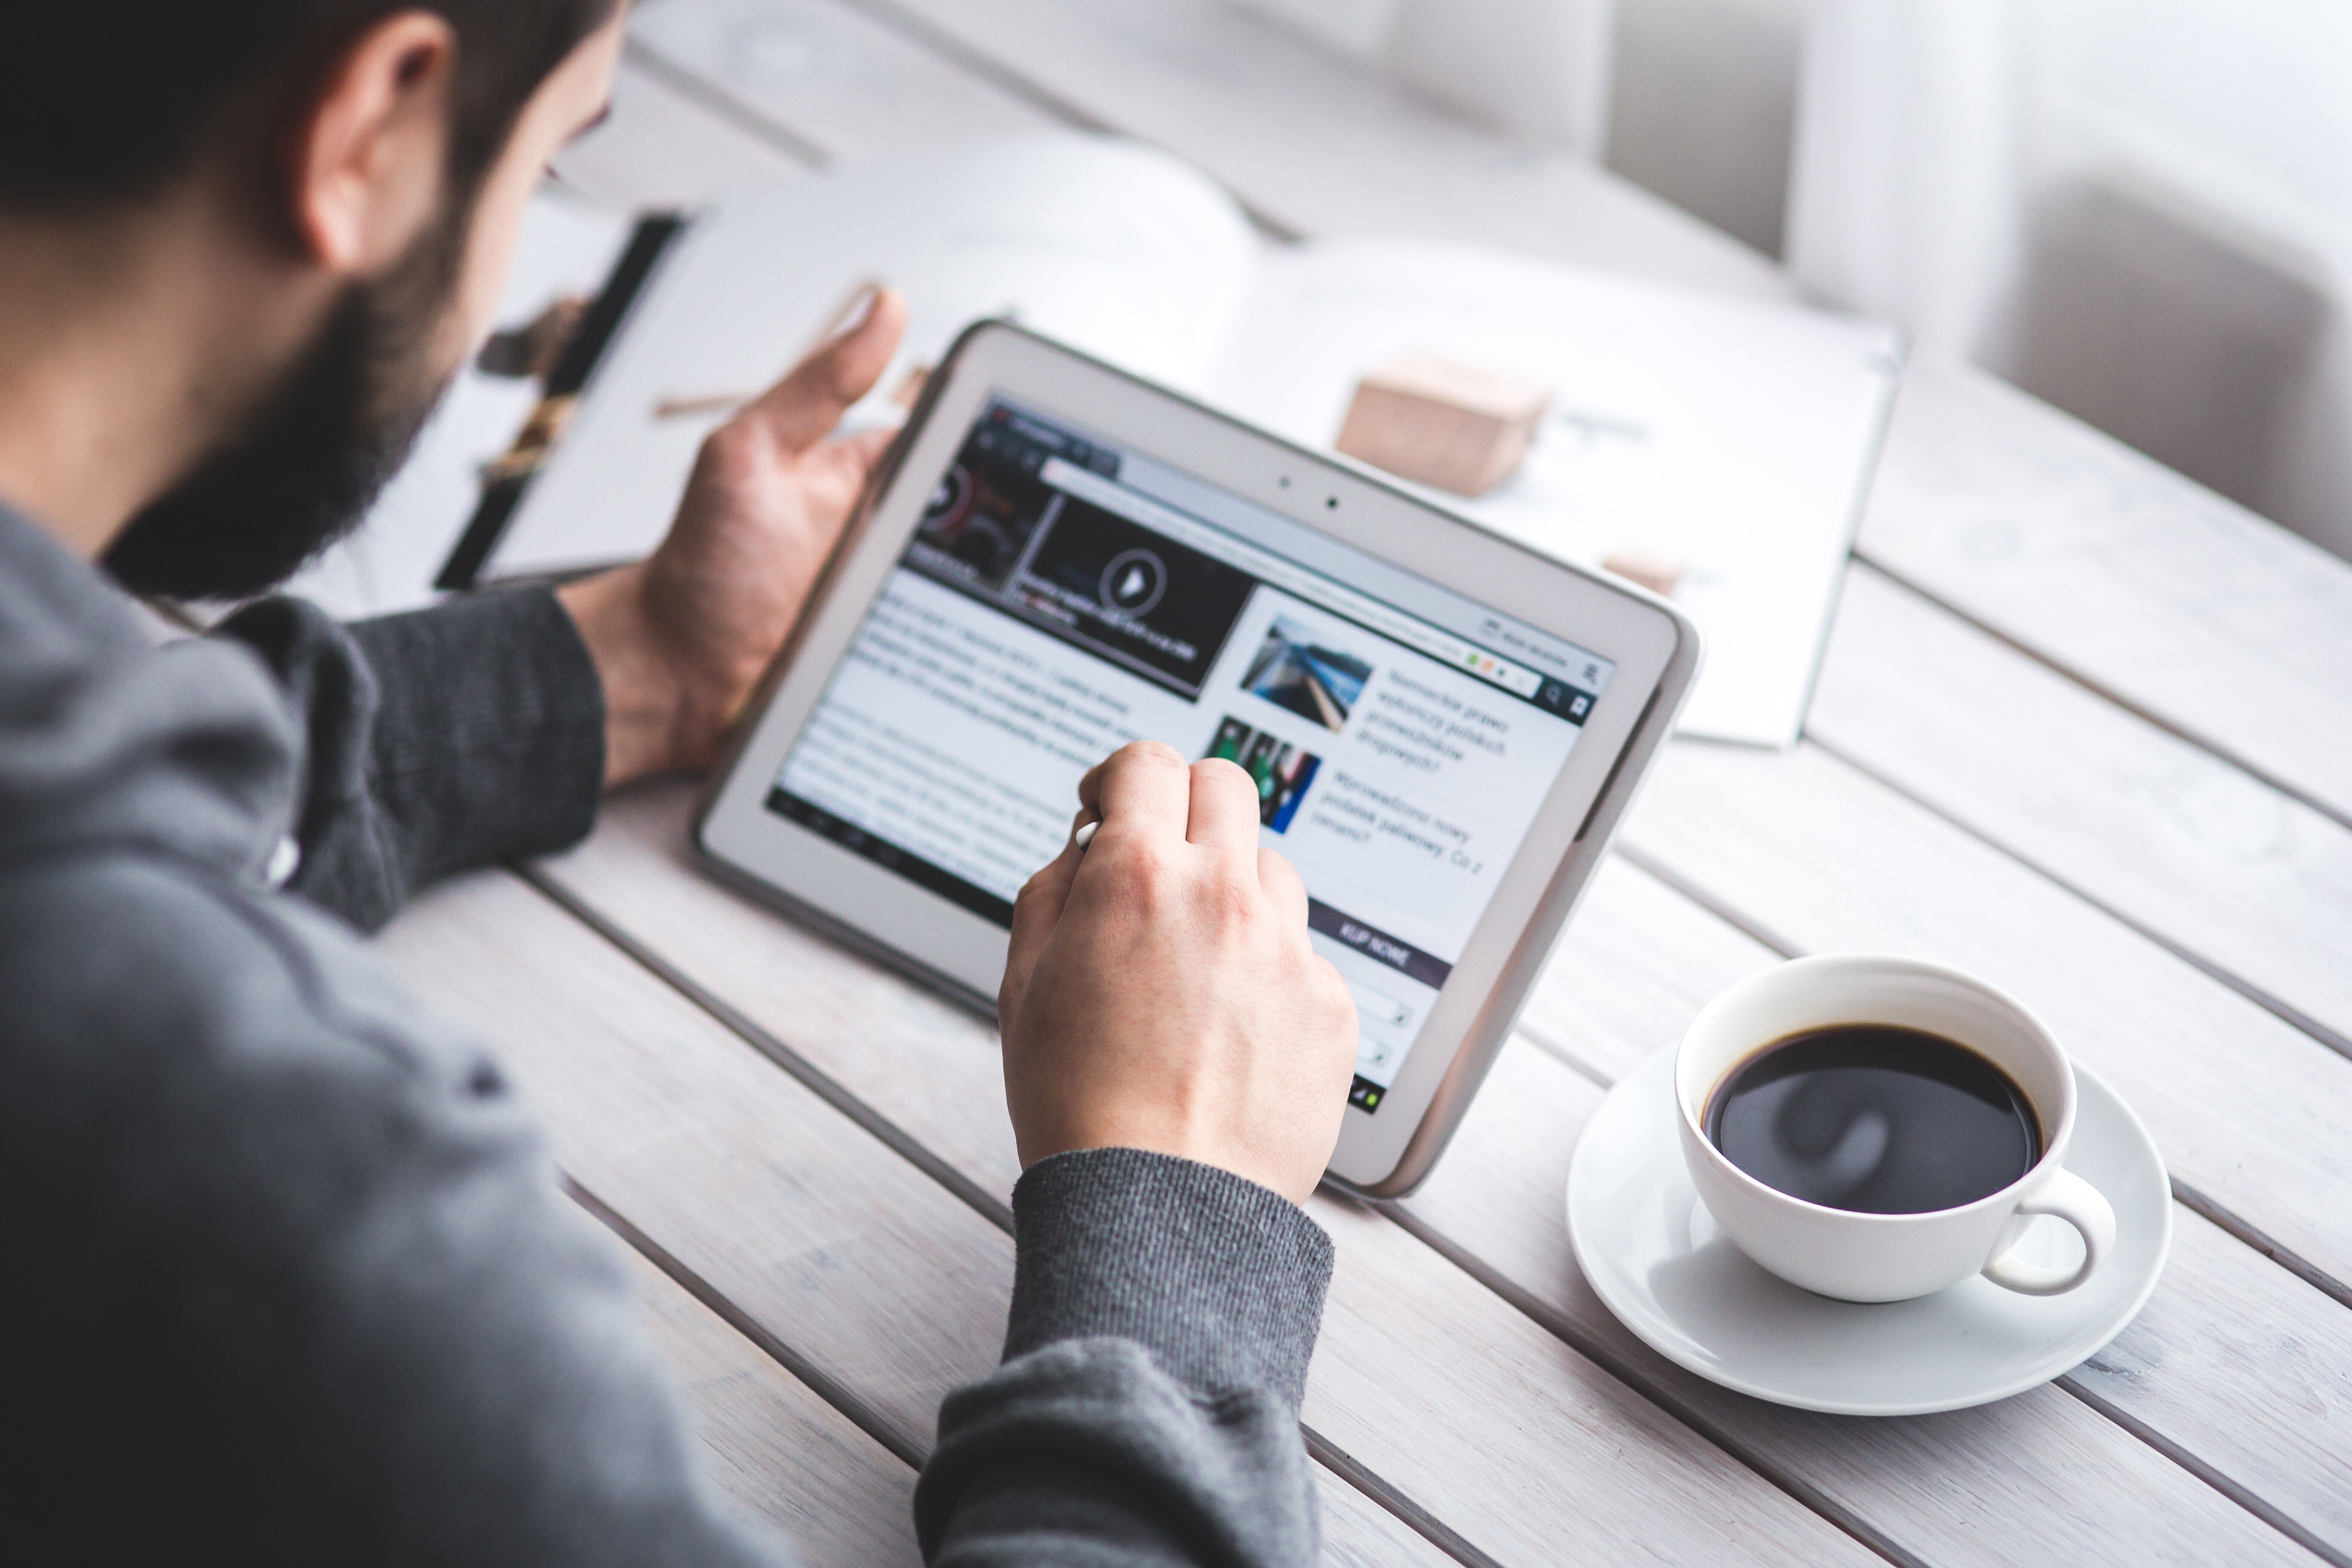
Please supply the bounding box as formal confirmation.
[1981,1168,2117,1295]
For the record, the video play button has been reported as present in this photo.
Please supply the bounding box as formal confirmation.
[1099,548,1168,616]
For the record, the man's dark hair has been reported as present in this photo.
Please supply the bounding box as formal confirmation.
[0,0,620,217]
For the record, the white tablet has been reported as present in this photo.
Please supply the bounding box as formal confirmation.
[697,323,1699,1195]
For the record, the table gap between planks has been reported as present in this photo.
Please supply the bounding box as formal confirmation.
[372,2,2352,1563]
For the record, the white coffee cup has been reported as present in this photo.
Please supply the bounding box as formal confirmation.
[1675,954,2117,1304]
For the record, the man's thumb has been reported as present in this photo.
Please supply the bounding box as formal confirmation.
[745,285,909,453]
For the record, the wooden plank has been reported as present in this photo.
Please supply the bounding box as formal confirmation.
[1311,1476,1460,1568]
[628,0,1055,164]
[1499,857,2352,1561]
[1303,1192,1869,1568]
[2070,1213,2352,1562]
[640,0,1789,300]
[379,871,1015,1450]
[1807,564,2352,1056]
[1518,856,1778,1087]
[521,786,1881,1568]
[616,1241,923,1565]
[553,53,810,209]
[382,870,1447,1567]
[1618,738,2352,1298]
[640,1205,1715,1568]
[1853,363,2352,827]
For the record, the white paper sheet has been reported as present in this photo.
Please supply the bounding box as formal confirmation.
[489,133,1260,579]
[1209,240,1903,747]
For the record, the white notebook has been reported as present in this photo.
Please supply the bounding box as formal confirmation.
[477,131,1901,747]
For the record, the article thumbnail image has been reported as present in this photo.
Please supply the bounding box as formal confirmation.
[914,459,1052,593]
[1240,616,1372,732]
[1207,717,1322,834]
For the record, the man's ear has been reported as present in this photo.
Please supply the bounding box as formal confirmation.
[287,10,457,273]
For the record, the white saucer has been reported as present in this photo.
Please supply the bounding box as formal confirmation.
[1567,1047,2172,1415]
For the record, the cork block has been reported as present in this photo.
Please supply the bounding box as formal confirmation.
[475,294,588,381]
[889,361,933,410]
[1333,352,1551,496]
[1601,547,1686,597]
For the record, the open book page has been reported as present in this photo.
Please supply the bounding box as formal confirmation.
[1208,240,1903,747]
[489,132,1259,579]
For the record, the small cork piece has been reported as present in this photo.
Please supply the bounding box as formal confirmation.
[478,395,580,485]
[475,294,589,381]
[890,362,933,410]
[1601,547,1686,598]
[1334,352,1551,497]
[652,390,749,421]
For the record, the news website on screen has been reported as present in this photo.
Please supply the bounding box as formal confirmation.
[771,397,1614,1111]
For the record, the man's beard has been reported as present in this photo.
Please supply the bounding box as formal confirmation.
[103,206,467,603]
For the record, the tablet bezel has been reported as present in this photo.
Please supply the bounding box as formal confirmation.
[696,322,1699,1195]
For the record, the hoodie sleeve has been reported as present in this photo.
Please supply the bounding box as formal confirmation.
[915,1149,1332,1568]
[0,846,795,1568]
[216,588,606,931]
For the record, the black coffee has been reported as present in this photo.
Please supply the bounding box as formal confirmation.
[1703,1025,2040,1214]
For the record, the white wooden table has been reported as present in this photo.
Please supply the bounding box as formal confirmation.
[379,3,2352,1563]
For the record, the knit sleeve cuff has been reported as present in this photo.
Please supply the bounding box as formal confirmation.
[342,585,604,884]
[1003,1147,1333,1409]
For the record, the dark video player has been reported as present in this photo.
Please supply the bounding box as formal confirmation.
[907,401,1256,698]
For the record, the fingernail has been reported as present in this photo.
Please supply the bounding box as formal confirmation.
[824,281,883,346]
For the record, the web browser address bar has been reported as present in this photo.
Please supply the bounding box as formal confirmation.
[1037,457,1542,701]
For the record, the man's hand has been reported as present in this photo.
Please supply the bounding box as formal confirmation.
[559,287,909,785]
[999,742,1359,1204]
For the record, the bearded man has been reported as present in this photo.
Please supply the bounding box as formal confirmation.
[0,3,1358,1562]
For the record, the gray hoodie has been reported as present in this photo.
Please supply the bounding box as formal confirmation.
[0,501,1330,1566]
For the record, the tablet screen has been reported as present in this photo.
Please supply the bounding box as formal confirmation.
[769,396,1615,1111]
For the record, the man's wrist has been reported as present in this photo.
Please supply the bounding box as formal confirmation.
[1019,1119,1315,1207]
[556,564,691,787]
